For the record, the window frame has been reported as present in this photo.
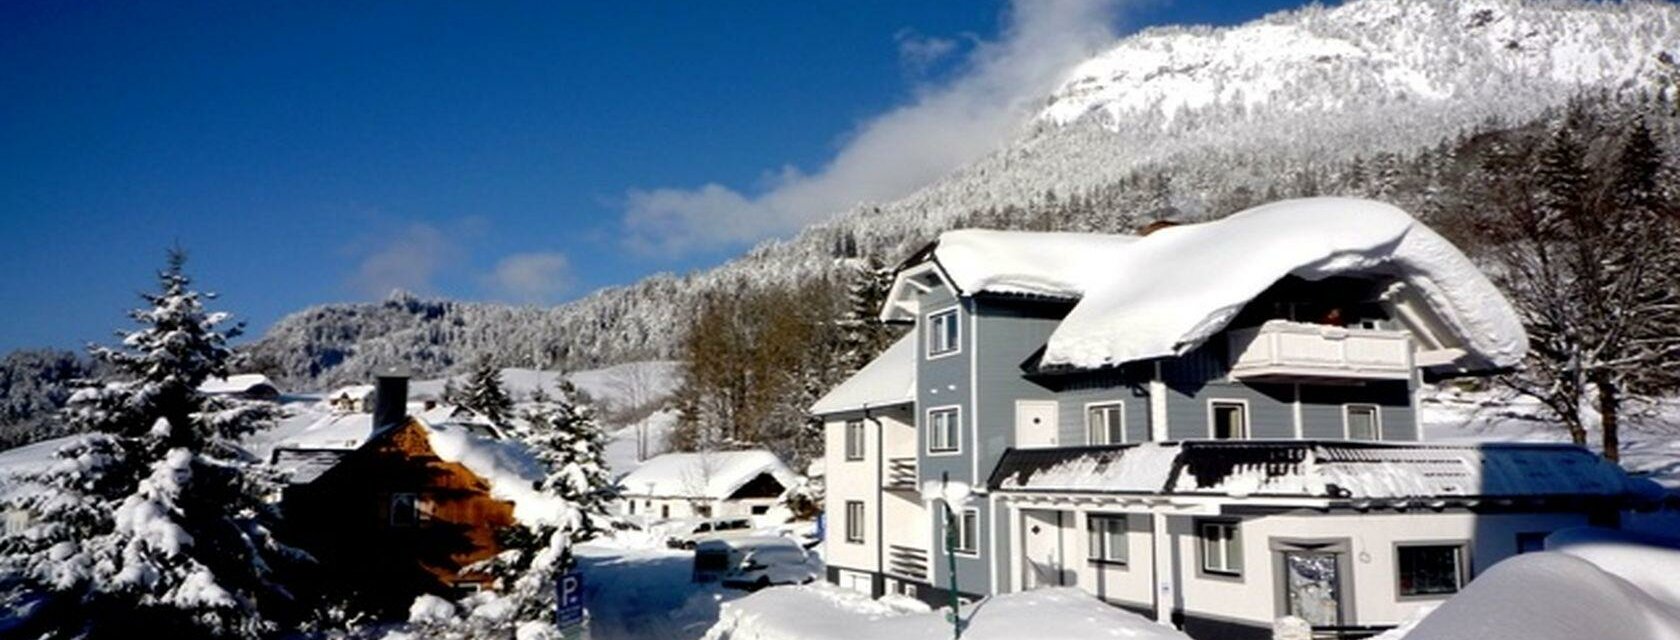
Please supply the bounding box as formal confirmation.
[1085,401,1127,445]
[945,506,980,557]
[926,405,962,456]
[1343,404,1382,441]
[844,419,866,461]
[1196,519,1244,578]
[1207,399,1251,440]
[389,492,420,527]
[1087,514,1128,565]
[845,501,865,544]
[1395,542,1468,599]
[925,307,961,359]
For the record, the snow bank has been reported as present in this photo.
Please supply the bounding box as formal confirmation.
[1402,551,1680,640]
[703,585,1190,640]
[424,422,577,528]
[1038,198,1525,370]
[1544,527,1680,608]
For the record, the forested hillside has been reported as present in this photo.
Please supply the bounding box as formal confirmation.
[239,0,1680,391]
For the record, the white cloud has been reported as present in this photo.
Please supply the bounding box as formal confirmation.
[622,0,1125,256]
[347,222,462,298]
[895,28,960,73]
[486,252,574,303]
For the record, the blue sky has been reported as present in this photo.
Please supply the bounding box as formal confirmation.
[0,1,1311,352]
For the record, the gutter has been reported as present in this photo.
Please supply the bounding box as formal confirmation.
[865,402,886,594]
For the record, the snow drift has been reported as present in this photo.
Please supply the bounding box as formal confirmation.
[703,585,1190,640]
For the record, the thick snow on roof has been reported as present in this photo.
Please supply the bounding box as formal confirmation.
[809,333,916,415]
[704,584,1190,640]
[274,412,377,451]
[1039,198,1525,370]
[992,441,1638,503]
[899,198,1525,372]
[198,373,276,394]
[617,450,794,501]
[423,419,575,527]
[931,229,1139,299]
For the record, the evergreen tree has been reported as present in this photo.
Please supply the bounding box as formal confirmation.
[836,256,898,376]
[460,357,514,425]
[515,380,611,539]
[0,249,298,639]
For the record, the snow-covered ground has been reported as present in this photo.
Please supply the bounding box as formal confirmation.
[704,584,1189,640]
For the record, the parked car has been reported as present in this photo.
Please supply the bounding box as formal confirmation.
[665,516,755,549]
[693,536,820,590]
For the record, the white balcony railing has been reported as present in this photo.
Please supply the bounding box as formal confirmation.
[1227,320,1413,382]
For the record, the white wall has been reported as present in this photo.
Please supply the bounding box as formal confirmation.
[824,411,880,574]
[1171,511,1592,627]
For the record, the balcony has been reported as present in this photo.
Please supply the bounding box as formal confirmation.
[886,457,918,491]
[887,544,929,581]
[1227,320,1413,382]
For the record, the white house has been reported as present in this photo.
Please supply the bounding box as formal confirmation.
[324,384,375,413]
[198,373,281,400]
[813,198,1648,639]
[616,450,796,521]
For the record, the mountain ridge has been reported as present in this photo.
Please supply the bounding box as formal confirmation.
[245,0,1680,389]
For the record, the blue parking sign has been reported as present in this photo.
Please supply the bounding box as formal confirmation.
[556,571,585,628]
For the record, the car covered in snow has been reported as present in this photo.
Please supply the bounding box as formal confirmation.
[693,536,820,590]
[665,516,756,549]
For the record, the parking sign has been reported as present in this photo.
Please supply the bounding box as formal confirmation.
[556,571,585,628]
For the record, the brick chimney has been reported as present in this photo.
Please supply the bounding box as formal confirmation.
[373,366,410,430]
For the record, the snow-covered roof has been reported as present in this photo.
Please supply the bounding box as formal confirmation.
[423,419,575,527]
[885,197,1526,373]
[198,373,277,395]
[990,441,1639,504]
[274,412,378,451]
[617,450,795,501]
[809,333,916,415]
[324,384,374,401]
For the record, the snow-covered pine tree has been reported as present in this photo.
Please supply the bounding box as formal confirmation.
[836,256,897,376]
[460,357,514,425]
[0,249,299,639]
[513,380,611,539]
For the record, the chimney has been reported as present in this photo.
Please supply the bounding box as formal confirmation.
[373,366,410,430]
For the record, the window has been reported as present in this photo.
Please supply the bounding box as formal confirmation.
[1086,402,1126,445]
[389,493,419,527]
[945,506,978,555]
[628,501,636,515]
[1087,515,1127,564]
[928,407,960,454]
[751,504,770,515]
[661,504,670,519]
[1345,405,1381,440]
[927,309,959,357]
[1516,532,1547,555]
[696,504,713,518]
[845,419,866,461]
[845,501,865,543]
[1398,545,1465,597]
[1198,520,1242,576]
[1210,401,1248,440]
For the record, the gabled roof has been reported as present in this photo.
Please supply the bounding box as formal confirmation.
[809,332,916,415]
[198,373,278,395]
[881,197,1526,374]
[617,450,795,501]
[989,440,1639,505]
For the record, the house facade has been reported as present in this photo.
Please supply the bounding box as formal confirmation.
[815,198,1640,639]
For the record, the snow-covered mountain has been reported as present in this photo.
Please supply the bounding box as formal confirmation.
[246,0,1680,388]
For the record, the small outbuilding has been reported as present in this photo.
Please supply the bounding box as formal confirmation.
[197,373,281,401]
[617,450,795,521]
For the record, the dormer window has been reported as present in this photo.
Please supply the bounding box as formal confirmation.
[927,308,960,357]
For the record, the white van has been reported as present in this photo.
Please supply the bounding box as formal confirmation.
[693,536,820,589]
[665,516,755,550]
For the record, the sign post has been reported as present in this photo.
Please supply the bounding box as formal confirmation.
[557,570,587,639]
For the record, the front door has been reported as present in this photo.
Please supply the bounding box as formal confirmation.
[1020,509,1064,590]
[1282,551,1343,627]
[1015,401,1058,448]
